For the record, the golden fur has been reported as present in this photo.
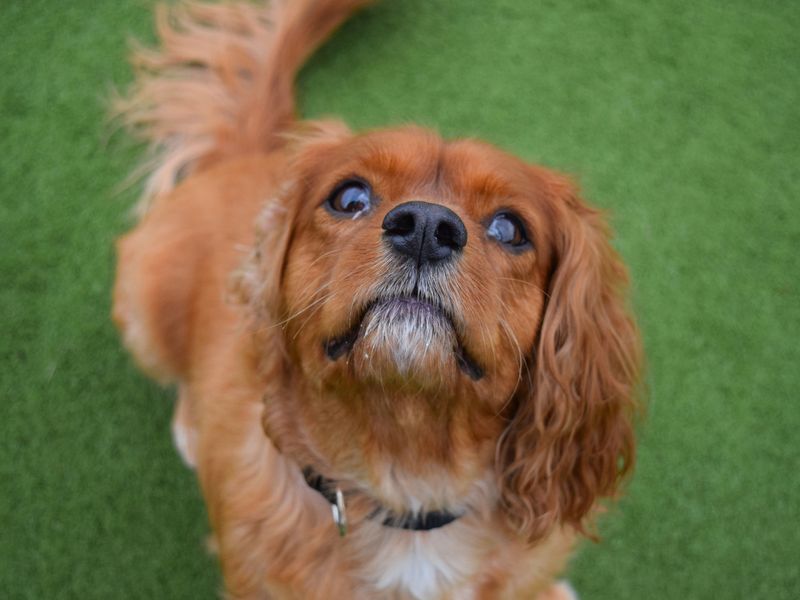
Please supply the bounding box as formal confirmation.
[112,1,642,598]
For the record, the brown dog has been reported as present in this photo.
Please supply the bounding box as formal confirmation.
[113,1,641,598]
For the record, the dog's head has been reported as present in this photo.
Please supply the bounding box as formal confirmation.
[237,123,641,542]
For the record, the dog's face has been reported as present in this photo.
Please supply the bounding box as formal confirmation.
[241,124,640,541]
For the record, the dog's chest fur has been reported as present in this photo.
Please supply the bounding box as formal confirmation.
[347,468,499,599]
[352,519,489,599]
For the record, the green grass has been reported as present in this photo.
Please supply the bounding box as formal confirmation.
[1,1,798,598]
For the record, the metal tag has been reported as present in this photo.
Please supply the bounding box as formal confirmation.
[330,487,347,537]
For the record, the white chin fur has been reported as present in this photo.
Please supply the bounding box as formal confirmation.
[353,298,456,384]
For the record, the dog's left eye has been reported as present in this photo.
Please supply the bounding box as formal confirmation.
[326,181,373,217]
[486,212,531,250]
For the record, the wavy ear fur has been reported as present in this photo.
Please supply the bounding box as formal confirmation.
[231,120,351,323]
[498,177,642,543]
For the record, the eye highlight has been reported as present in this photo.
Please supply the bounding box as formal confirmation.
[486,212,531,251]
[325,180,373,217]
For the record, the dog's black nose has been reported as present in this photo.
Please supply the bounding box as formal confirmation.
[382,201,467,265]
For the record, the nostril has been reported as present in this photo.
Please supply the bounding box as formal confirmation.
[435,221,464,250]
[384,211,416,236]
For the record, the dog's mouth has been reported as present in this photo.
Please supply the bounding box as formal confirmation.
[324,295,483,381]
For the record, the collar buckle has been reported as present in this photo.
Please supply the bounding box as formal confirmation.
[331,487,347,537]
[303,465,461,534]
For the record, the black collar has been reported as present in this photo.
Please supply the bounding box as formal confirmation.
[302,466,461,532]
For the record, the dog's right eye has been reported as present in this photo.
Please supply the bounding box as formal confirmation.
[326,181,373,217]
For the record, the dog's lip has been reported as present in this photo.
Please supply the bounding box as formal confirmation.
[324,295,450,360]
[323,295,484,380]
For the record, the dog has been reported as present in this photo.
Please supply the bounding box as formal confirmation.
[112,1,642,598]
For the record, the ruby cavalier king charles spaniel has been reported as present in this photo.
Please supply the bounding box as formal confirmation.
[112,1,642,598]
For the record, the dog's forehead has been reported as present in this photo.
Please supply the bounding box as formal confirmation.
[343,127,543,204]
[351,126,443,187]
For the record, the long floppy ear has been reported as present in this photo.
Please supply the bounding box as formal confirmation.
[231,119,351,322]
[498,177,642,543]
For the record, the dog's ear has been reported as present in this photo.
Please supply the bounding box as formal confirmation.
[231,119,351,321]
[497,175,641,543]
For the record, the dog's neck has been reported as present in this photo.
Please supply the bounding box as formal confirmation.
[301,465,462,535]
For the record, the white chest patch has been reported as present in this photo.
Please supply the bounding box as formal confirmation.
[353,466,497,598]
[357,521,488,599]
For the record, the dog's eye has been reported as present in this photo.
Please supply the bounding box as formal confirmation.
[486,212,531,250]
[326,181,373,217]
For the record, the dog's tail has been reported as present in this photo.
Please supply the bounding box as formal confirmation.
[114,0,370,213]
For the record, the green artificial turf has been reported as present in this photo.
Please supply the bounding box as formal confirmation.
[1,1,798,598]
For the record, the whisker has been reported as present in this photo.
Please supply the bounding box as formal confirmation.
[293,291,337,340]
[291,277,331,307]
[275,289,335,328]
[496,276,550,298]
[304,248,341,270]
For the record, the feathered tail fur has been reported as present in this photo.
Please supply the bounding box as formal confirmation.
[114,0,371,213]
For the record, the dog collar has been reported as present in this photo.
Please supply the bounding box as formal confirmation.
[302,466,461,536]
